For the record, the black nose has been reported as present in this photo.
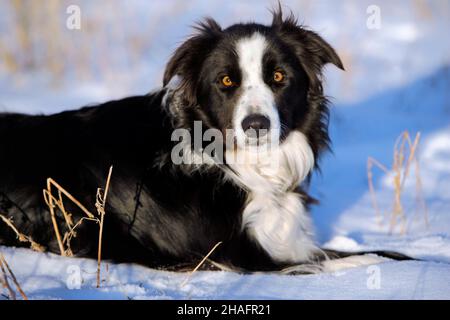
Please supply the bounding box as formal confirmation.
[241,114,271,138]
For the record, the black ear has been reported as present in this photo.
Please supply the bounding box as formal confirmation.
[271,6,344,73]
[163,18,222,107]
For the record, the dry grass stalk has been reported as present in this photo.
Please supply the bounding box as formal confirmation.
[0,214,45,252]
[0,255,16,300]
[42,166,113,288]
[367,157,389,224]
[96,166,113,288]
[43,177,94,256]
[61,216,99,257]
[367,131,428,234]
[180,241,222,288]
[0,253,27,300]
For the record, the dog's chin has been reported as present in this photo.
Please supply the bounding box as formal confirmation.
[244,136,269,148]
[233,128,282,152]
[234,140,283,159]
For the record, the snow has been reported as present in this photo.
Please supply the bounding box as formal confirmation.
[1,0,450,300]
[2,246,450,300]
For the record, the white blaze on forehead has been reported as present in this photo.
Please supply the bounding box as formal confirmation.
[236,33,267,91]
[233,32,280,148]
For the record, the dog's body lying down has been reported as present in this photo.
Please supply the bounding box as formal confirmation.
[1,92,282,270]
[0,9,410,272]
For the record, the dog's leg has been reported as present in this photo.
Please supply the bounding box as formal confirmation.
[318,249,414,273]
[322,249,413,261]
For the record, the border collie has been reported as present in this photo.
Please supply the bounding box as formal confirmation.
[0,8,408,272]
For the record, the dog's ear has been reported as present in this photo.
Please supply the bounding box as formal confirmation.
[271,6,344,85]
[163,18,222,107]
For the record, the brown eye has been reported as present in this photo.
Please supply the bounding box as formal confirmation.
[274,71,284,82]
[221,75,233,87]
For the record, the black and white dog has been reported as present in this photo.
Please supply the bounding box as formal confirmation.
[0,9,408,272]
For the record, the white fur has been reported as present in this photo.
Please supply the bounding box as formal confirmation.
[321,255,388,273]
[226,131,317,263]
[279,254,389,274]
[162,75,183,116]
[234,33,280,148]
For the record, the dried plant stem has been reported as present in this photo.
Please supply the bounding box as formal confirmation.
[96,166,113,288]
[180,241,222,288]
[0,253,27,300]
[62,216,99,257]
[367,157,389,224]
[0,256,15,300]
[44,178,95,222]
[400,132,421,189]
[0,214,45,252]
[367,131,428,235]
[391,132,421,233]
[42,165,113,289]
[43,176,98,256]
[43,178,94,256]
[45,187,65,256]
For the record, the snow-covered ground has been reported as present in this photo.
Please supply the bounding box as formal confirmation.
[1,0,450,299]
[2,246,450,300]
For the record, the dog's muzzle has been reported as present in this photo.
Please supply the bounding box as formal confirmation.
[241,114,271,139]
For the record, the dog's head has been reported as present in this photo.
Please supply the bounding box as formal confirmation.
[163,8,343,162]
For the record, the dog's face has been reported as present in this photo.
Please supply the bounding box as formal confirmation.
[196,29,310,149]
[164,10,343,159]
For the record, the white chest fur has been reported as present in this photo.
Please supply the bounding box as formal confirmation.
[226,131,319,263]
